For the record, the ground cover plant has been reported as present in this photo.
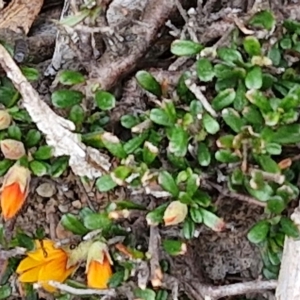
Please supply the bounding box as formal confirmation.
[1,1,300,300]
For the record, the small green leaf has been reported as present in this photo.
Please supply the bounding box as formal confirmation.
[256,154,280,174]
[171,40,204,56]
[135,70,162,97]
[244,179,273,202]
[58,70,85,85]
[216,134,234,148]
[143,141,158,164]
[51,90,83,108]
[121,115,140,129]
[95,91,116,111]
[83,212,112,230]
[243,36,261,56]
[21,66,39,81]
[283,19,300,34]
[211,88,236,111]
[245,89,272,112]
[0,159,14,176]
[158,171,179,198]
[202,113,220,134]
[101,132,127,159]
[196,58,215,82]
[150,108,174,126]
[182,217,195,239]
[199,208,225,232]
[217,47,243,64]
[96,175,118,192]
[215,149,240,163]
[186,174,200,197]
[280,36,292,49]
[7,125,22,140]
[242,105,263,127]
[61,214,89,235]
[115,200,146,210]
[249,10,275,30]
[193,190,211,207]
[280,217,300,238]
[82,131,104,149]
[245,66,263,90]
[156,290,168,300]
[267,196,286,214]
[108,271,125,288]
[134,288,156,300]
[69,104,85,124]
[29,160,49,176]
[162,239,186,256]
[124,132,148,154]
[146,203,169,226]
[190,207,203,223]
[162,99,177,124]
[168,126,189,157]
[25,129,42,148]
[233,80,248,111]
[0,284,11,299]
[176,71,195,103]
[265,143,282,155]
[268,45,281,66]
[113,166,132,181]
[222,108,245,133]
[279,85,300,110]
[33,146,53,160]
[0,83,20,108]
[51,156,69,177]
[247,220,270,244]
[197,142,211,166]
[272,124,300,144]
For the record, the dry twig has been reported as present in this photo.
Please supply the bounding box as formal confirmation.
[0,44,111,179]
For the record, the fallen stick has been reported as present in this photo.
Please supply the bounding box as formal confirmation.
[275,206,300,299]
[0,43,111,179]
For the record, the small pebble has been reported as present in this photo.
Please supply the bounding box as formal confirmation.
[58,204,69,213]
[72,200,82,209]
[36,182,56,198]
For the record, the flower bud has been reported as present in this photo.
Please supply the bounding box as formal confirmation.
[0,110,11,130]
[163,200,188,226]
[1,163,31,220]
[86,241,113,289]
[0,139,26,160]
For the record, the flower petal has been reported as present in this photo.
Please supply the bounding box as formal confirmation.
[38,256,76,292]
[87,256,113,289]
[1,182,25,220]
[27,240,66,261]
[16,256,44,274]
[18,265,42,283]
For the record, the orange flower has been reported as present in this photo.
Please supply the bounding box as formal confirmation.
[1,163,31,220]
[86,241,113,289]
[16,240,77,292]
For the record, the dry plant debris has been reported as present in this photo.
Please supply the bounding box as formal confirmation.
[2,0,300,300]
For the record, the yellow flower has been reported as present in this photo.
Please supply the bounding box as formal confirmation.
[16,240,77,292]
[1,163,31,221]
[86,241,113,289]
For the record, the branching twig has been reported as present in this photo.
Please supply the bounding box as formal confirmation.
[87,0,175,90]
[0,44,111,179]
